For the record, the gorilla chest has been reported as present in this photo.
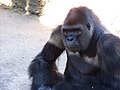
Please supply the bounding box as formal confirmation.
[68,52,100,75]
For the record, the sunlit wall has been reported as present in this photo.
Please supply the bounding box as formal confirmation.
[0,0,12,6]
[0,0,120,35]
[39,0,120,35]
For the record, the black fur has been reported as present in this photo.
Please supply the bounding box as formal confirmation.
[29,6,120,90]
[28,42,64,90]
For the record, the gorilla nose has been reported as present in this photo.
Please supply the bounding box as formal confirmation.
[67,36,75,42]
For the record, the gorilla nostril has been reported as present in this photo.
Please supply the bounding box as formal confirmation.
[67,37,75,42]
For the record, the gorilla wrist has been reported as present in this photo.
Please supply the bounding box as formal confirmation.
[36,56,53,65]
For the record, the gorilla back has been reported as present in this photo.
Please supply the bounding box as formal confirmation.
[29,6,120,90]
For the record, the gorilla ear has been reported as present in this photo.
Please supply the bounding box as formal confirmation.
[86,23,91,30]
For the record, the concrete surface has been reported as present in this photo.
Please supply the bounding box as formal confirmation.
[0,8,66,90]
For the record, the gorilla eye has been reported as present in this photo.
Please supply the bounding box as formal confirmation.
[86,23,91,30]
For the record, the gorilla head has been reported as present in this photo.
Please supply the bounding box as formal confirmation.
[61,7,95,52]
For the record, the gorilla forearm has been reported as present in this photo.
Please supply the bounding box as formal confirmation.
[40,42,64,62]
[29,42,64,90]
[29,26,65,90]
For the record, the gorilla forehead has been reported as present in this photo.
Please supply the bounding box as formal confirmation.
[64,7,89,25]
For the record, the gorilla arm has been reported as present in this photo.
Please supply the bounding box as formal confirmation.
[29,25,65,90]
[97,34,120,88]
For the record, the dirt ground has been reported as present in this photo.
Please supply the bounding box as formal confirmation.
[0,8,66,90]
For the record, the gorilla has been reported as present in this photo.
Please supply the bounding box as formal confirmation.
[29,6,120,90]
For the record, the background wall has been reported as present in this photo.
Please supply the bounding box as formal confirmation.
[0,0,120,35]
[39,0,120,36]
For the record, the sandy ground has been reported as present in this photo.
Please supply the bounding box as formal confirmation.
[0,8,66,90]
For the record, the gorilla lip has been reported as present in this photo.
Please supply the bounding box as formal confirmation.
[67,45,80,52]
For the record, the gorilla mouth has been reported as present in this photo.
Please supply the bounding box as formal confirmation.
[67,45,81,53]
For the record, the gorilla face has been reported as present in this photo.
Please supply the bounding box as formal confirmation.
[61,7,94,53]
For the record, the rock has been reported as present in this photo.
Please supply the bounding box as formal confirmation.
[0,0,47,16]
